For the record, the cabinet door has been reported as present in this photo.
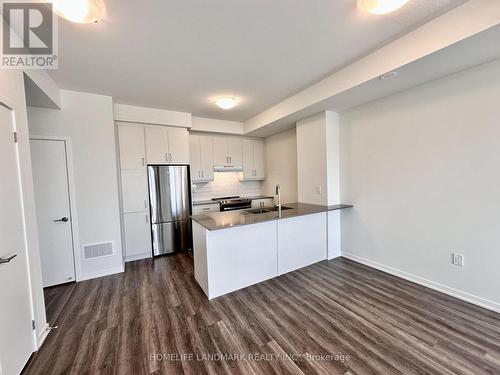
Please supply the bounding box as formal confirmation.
[192,203,219,214]
[242,139,255,179]
[212,136,228,166]
[227,137,242,166]
[121,170,148,213]
[199,135,214,181]
[123,212,151,260]
[253,140,265,179]
[189,135,202,181]
[118,125,145,169]
[168,127,189,164]
[145,126,169,164]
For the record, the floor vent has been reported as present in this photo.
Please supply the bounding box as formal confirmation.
[83,242,113,259]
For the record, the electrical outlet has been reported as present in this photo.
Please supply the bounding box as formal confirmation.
[452,253,464,267]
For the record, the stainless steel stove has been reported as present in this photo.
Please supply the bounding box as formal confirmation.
[211,196,252,212]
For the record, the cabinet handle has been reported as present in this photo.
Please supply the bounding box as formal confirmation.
[165,153,168,162]
[201,170,204,178]
[169,153,172,162]
[202,208,209,211]
[229,156,232,164]
[141,157,145,166]
[144,200,147,209]
[145,214,148,223]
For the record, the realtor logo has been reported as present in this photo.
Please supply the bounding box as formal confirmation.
[1,1,58,69]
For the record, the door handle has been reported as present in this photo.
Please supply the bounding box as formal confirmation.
[53,217,69,223]
[0,254,17,264]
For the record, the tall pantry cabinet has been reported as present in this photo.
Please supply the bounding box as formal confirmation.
[117,122,189,262]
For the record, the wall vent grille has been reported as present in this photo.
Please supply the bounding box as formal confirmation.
[83,242,113,259]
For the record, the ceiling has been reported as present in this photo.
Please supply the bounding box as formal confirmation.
[49,0,466,121]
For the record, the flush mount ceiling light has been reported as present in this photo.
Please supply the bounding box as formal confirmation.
[215,97,237,110]
[379,71,398,80]
[358,0,410,15]
[53,0,105,23]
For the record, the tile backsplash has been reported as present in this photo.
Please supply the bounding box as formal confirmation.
[192,172,262,201]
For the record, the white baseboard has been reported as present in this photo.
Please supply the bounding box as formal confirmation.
[124,252,152,263]
[36,323,50,349]
[77,265,124,282]
[342,252,500,314]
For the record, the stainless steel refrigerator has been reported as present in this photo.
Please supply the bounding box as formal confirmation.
[148,165,192,256]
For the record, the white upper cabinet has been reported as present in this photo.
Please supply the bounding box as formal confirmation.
[145,126,169,163]
[242,139,265,180]
[168,127,190,164]
[145,125,189,164]
[213,135,242,167]
[118,124,145,169]
[190,134,214,182]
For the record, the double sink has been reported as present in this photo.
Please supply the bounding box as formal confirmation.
[245,206,292,215]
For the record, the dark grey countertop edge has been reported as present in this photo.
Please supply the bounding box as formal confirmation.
[191,202,353,231]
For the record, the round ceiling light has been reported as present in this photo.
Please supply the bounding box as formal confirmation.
[53,0,105,23]
[358,0,410,15]
[215,97,237,110]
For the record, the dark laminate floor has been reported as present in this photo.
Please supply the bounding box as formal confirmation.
[23,253,500,375]
[43,282,76,326]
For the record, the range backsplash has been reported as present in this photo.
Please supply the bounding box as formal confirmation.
[192,172,262,201]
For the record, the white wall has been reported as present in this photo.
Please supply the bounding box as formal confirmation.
[193,172,262,201]
[27,90,124,281]
[296,111,340,205]
[0,70,47,347]
[297,113,328,205]
[113,103,191,128]
[340,58,500,312]
[262,128,298,203]
[191,116,244,135]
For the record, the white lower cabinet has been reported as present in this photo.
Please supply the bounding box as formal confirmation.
[277,212,327,275]
[121,170,148,213]
[193,220,277,299]
[123,212,152,261]
[193,211,329,299]
[192,203,220,215]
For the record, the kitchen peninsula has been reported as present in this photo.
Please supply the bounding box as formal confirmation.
[191,202,353,299]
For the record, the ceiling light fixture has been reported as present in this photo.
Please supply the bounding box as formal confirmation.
[215,97,237,110]
[358,0,410,15]
[379,71,398,80]
[53,0,105,23]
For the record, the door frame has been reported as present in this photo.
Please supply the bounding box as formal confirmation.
[29,135,82,282]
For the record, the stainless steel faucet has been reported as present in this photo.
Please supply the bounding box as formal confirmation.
[275,184,282,218]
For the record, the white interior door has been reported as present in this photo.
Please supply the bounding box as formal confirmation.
[30,139,76,287]
[0,105,35,375]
